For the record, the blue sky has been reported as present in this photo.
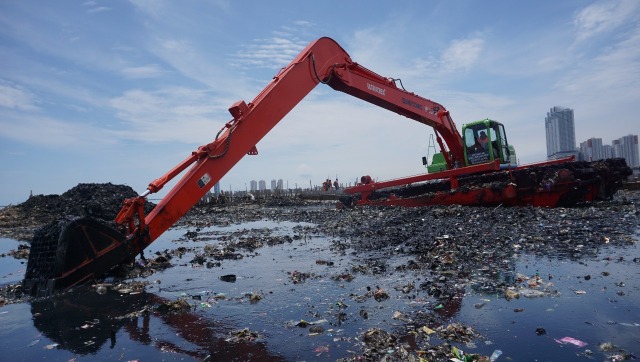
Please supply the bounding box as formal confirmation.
[1,0,639,206]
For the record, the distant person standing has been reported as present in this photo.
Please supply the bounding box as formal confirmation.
[333,179,339,190]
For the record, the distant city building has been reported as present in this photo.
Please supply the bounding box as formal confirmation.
[613,134,639,167]
[579,137,604,161]
[213,182,220,197]
[250,180,257,191]
[545,106,577,160]
[258,180,266,191]
[603,145,613,159]
[277,179,284,190]
[271,179,277,190]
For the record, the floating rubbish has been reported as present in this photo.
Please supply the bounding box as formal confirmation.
[599,342,616,351]
[504,289,520,300]
[28,339,40,347]
[555,336,587,347]
[575,290,586,295]
[219,274,237,283]
[519,289,546,298]
[314,345,329,355]
[490,349,503,361]
[535,327,547,336]
[44,343,59,350]
[618,322,640,327]
[421,326,436,335]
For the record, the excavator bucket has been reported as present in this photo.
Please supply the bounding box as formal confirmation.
[23,217,133,297]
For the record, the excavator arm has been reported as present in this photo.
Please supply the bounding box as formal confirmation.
[129,36,465,250]
[24,37,467,294]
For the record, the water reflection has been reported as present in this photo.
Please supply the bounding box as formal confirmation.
[30,287,285,361]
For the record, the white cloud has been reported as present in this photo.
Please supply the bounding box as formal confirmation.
[573,0,640,42]
[233,37,308,70]
[0,80,39,111]
[0,111,111,147]
[121,64,165,78]
[441,36,484,72]
[87,6,110,14]
[109,87,225,143]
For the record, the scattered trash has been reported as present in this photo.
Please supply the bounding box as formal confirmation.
[219,274,236,283]
[505,289,520,300]
[535,327,547,336]
[309,326,324,335]
[490,349,503,361]
[373,288,389,302]
[599,342,616,351]
[313,345,329,355]
[555,336,587,347]
[392,311,411,322]
[248,292,262,302]
[575,290,587,295]
[155,299,191,313]
[421,326,436,335]
[226,328,260,343]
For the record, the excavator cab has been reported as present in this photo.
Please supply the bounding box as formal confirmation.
[425,119,517,173]
[462,119,516,167]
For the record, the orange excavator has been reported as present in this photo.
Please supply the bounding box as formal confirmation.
[23,37,631,296]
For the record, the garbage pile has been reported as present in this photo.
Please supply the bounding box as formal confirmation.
[0,183,153,241]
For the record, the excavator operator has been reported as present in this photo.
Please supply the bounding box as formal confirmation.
[478,131,490,149]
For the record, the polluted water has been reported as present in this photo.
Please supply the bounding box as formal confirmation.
[0,184,639,361]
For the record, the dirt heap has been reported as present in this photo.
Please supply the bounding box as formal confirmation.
[0,183,149,241]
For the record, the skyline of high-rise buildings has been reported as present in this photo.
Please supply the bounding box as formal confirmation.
[545,105,639,167]
[250,179,285,191]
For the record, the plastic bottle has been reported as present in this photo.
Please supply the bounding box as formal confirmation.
[490,349,502,362]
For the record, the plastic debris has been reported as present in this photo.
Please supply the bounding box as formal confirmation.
[219,274,236,283]
[490,349,503,361]
[421,326,436,335]
[555,336,587,347]
[314,345,329,355]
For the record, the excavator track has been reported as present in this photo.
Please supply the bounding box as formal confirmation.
[341,158,632,208]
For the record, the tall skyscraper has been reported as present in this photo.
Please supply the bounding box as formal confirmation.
[579,137,604,161]
[545,106,577,160]
[612,134,639,167]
